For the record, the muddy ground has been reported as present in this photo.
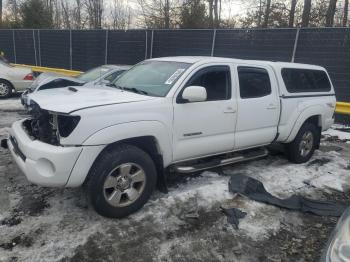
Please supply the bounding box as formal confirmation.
[1,98,350,262]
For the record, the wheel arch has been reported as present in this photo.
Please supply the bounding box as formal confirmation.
[0,78,14,93]
[84,135,168,193]
[285,105,323,143]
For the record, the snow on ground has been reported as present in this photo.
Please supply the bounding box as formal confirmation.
[323,127,350,141]
[0,98,24,112]
[0,127,9,136]
[1,105,350,261]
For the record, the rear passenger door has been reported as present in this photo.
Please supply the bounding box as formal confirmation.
[235,65,280,149]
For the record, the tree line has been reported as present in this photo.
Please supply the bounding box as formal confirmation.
[0,0,348,29]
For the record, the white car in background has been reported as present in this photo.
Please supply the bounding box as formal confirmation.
[0,61,34,98]
[21,64,131,106]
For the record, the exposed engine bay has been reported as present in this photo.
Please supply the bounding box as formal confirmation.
[23,101,80,145]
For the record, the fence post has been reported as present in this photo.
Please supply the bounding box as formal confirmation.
[12,30,17,64]
[145,30,148,59]
[211,29,217,57]
[69,30,73,70]
[291,28,300,63]
[33,29,38,66]
[150,30,154,58]
[105,30,109,64]
[38,30,42,66]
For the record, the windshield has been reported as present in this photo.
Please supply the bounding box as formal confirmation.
[112,61,191,97]
[77,66,113,82]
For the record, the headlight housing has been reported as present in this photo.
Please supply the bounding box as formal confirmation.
[324,207,350,262]
[57,115,81,138]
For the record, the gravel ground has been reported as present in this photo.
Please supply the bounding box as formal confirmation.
[0,98,350,262]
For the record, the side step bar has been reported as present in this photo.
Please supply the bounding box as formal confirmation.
[174,147,268,174]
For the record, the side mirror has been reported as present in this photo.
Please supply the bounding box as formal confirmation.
[182,86,207,103]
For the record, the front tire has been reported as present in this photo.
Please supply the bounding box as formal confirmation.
[285,122,320,164]
[0,80,12,98]
[87,144,157,218]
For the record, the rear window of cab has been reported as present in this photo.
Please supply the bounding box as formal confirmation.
[281,68,331,93]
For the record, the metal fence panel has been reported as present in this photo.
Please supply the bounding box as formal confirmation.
[1,28,350,102]
[214,29,297,61]
[294,28,350,102]
[72,30,106,71]
[107,30,146,65]
[152,30,213,57]
[0,30,15,62]
[14,30,36,65]
[39,30,70,69]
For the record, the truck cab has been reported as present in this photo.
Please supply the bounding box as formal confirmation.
[2,56,336,218]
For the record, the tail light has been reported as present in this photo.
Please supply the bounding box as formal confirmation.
[24,73,34,81]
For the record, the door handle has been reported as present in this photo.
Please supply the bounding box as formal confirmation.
[224,107,236,113]
[266,104,277,110]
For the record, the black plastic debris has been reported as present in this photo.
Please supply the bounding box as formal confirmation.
[229,173,348,217]
[221,207,247,229]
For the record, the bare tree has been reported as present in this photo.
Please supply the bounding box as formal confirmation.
[289,0,298,27]
[60,0,71,28]
[301,0,312,27]
[326,0,338,26]
[0,0,2,27]
[257,0,262,27]
[6,0,20,25]
[343,0,349,26]
[208,0,213,27]
[110,0,130,29]
[164,0,170,28]
[86,0,103,29]
[138,0,178,29]
[213,0,218,27]
[262,0,271,27]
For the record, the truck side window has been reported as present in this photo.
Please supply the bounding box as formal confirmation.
[238,67,271,99]
[281,68,331,93]
[185,66,231,101]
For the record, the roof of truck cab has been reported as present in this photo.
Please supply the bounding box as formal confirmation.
[150,56,326,71]
[104,64,132,70]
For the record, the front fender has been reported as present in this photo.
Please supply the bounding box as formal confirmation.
[82,121,173,167]
[285,105,324,143]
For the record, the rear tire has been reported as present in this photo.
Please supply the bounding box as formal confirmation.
[87,144,157,218]
[285,122,320,164]
[0,80,12,98]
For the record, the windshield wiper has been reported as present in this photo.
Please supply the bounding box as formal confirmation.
[123,87,149,95]
[106,84,149,95]
[107,83,124,90]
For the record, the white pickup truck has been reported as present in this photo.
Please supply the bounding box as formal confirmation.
[2,56,336,218]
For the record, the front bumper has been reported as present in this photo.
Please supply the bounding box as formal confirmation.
[7,119,84,187]
[20,90,29,107]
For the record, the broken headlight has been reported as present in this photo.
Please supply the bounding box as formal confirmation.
[57,115,81,138]
[323,207,350,262]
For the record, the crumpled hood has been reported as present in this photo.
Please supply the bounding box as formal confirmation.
[30,73,82,91]
[27,86,155,114]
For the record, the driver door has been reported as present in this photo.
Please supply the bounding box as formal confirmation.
[172,65,237,162]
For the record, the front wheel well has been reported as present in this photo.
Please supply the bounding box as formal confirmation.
[85,136,168,193]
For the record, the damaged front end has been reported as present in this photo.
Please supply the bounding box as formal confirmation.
[24,101,80,145]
